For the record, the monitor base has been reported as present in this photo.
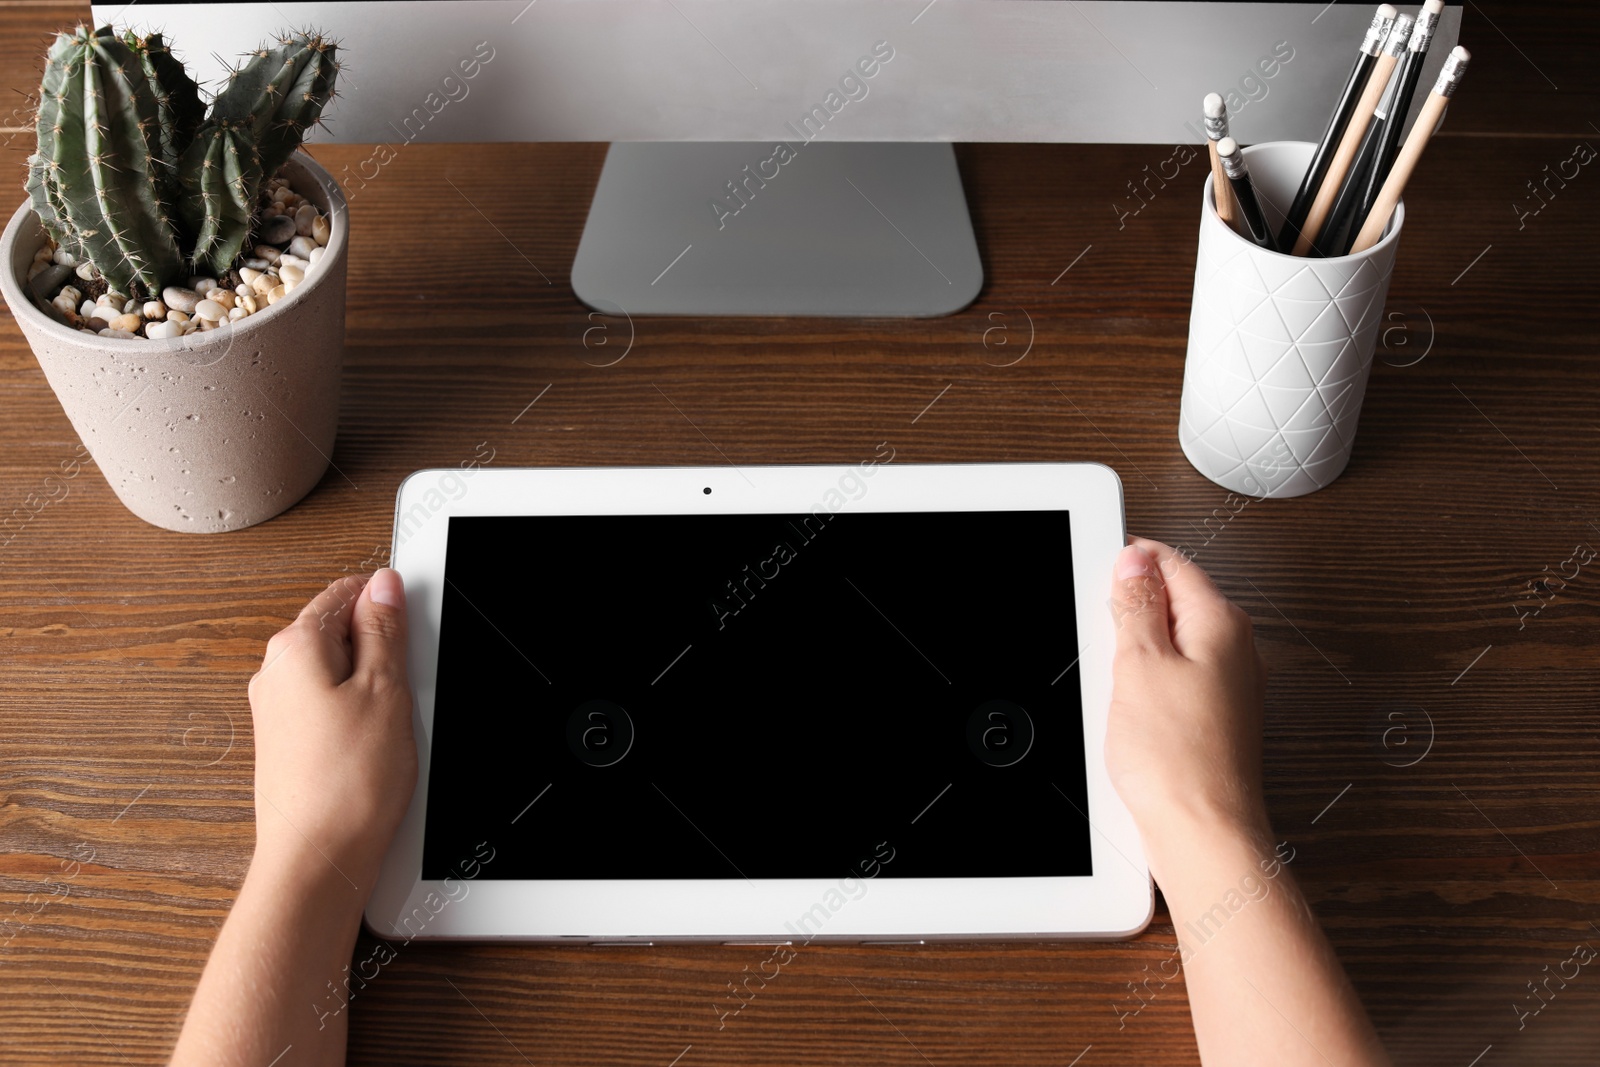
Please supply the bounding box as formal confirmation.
[571,142,983,318]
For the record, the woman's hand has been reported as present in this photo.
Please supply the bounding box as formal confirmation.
[1104,538,1270,854]
[246,569,418,886]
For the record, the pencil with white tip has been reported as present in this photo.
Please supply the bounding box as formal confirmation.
[1292,11,1414,256]
[1277,3,1397,250]
[1316,0,1435,258]
[1216,137,1276,252]
[1349,46,1471,254]
[1204,93,1240,230]
[1346,0,1446,248]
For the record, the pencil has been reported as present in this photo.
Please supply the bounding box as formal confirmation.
[1313,57,1405,257]
[1345,0,1445,252]
[1349,46,1471,254]
[1216,137,1276,252]
[1204,92,1240,230]
[1277,3,1396,251]
[1291,12,1413,256]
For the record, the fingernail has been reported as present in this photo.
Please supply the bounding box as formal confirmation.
[369,568,404,608]
[1115,545,1153,580]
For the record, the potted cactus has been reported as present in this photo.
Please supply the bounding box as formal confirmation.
[0,26,349,533]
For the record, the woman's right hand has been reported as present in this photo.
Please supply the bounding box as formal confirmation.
[1103,538,1270,859]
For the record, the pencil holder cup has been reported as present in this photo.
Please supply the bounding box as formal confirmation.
[1178,140,1403,498]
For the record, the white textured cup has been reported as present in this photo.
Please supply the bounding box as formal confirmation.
[1179,140,1403,498]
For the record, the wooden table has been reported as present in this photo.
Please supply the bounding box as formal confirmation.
[3,4,1597,1064]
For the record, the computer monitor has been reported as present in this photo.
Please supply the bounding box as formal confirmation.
[99,2,1461,316]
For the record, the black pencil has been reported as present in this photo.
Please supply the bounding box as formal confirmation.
[1277,3,1396,252]
[1314,11,1418,257]
[1343,0,1445,254]
[1216,138,1276,252]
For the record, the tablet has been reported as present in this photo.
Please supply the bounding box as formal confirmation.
[367,462,1150,942]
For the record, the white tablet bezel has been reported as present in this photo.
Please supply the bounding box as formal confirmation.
[366,462,1149,942]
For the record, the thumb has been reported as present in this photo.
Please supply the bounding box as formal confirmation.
[349,568,410,688]
[1109,545,1172,655]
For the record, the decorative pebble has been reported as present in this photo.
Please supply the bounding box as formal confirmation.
[260,215,296,244]
[29,262,74,299]
[23,176,326,343]
[162,286,201,314]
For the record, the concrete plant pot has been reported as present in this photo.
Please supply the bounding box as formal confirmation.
[0,150,348,533]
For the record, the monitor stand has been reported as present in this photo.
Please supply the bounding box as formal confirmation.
[571,142,983,318]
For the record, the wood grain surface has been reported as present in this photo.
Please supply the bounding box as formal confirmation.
[2,3,1597,1065]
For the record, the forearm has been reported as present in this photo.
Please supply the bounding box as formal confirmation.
[1146,811,1391,1067]
[169,843,371,1067]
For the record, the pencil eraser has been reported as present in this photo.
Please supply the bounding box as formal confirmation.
[1203,92,1225,118]
[1216,136,1239,157]
[1423,0,1444,13]
[1376,3,1397,19]
[1436,45,1470,96]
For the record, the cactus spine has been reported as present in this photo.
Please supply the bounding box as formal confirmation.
[25,25,338,299]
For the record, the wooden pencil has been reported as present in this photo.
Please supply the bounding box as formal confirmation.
[1290,12,1413,256]
[1204,93,1239,229]
[1349,46,1471,254]
[1277,3,1396,251]
[1346,0,1446,250]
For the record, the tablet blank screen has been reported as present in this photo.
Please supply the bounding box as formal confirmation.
[421,510,1092,880]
